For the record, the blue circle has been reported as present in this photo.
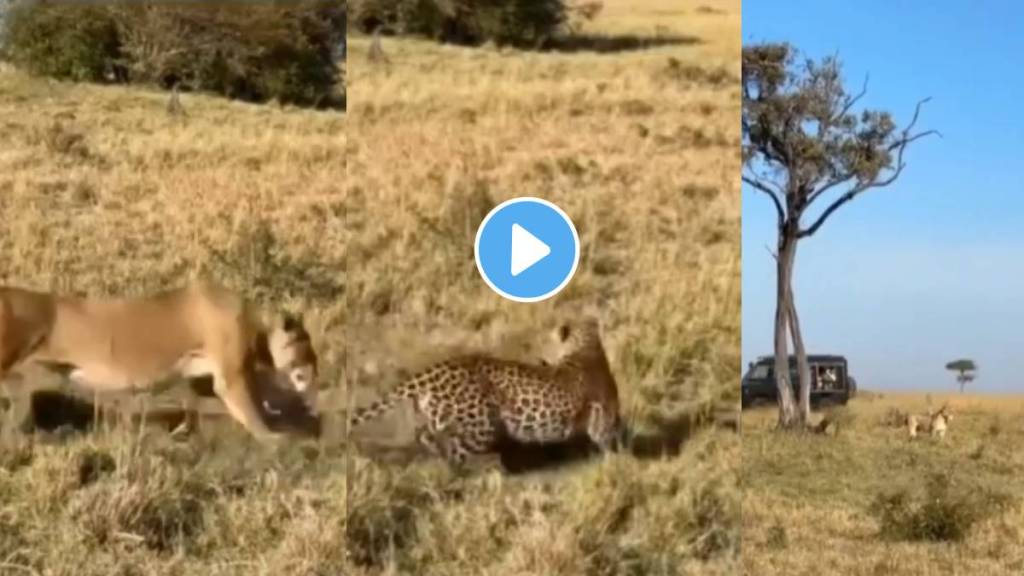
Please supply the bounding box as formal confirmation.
[475,197,580,303]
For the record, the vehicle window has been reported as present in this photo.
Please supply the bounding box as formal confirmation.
[747,364,771,379]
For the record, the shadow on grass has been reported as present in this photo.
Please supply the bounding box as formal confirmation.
[29,390,96,433]
[352,409,739,474]
[14,382,321,438]
[25,389,194,436]
[498,409,739,474]
[545,33,701,54]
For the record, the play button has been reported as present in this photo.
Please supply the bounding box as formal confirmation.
[510,224,550,276]
[475,197,580,302]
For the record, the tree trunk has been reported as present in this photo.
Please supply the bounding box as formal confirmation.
[788,286,812,424]
[774,234,798,428]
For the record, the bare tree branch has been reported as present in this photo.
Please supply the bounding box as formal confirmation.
[798,98,939,238]
[806,95,940,209]
[836,74,868,122]
[898,97,932,138]
[743,175,785,227]
[805,171,856,208]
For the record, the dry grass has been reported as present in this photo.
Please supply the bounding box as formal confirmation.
[0,429,345,575]
[344,0,740,573]
[742,392,1024,575]
[0,51,346,573]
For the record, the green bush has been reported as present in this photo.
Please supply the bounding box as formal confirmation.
[1,2,121,82]
[351,0,574,47]
[1,0,345,109]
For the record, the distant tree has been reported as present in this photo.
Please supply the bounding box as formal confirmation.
[945,359,977,394]
[742,43,937,429]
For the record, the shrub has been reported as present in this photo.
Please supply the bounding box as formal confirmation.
[870,472,1013,542]
[1,0,345,108]
[765,523,788,550]
[115,4,344,106]
[351,0,593,47]
[1,2,121,82]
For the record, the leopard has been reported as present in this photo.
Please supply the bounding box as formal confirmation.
[348,315,622,468]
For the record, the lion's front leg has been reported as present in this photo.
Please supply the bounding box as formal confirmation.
[0,372,36,436]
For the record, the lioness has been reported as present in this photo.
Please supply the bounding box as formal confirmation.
[0,280,316,440]
[906,404,953,440]
[175,312,320,437]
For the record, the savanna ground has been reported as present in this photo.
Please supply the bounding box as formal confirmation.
[0,58,346,573]
[742,392,1024,575]
[345,0,740,574]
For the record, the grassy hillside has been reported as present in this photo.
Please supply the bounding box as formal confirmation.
[0,60,347,573]
[742,392,1024,575]
[344,0,741,573]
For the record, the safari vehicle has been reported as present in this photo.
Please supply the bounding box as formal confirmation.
[741,354,857,408]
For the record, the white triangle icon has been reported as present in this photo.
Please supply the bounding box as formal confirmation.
[510,223,550,277]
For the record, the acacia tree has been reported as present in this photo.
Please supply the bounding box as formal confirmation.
[742,43,937,428]
[945,359,977,394]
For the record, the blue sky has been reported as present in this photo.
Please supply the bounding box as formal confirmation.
[742,1,1024,393]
